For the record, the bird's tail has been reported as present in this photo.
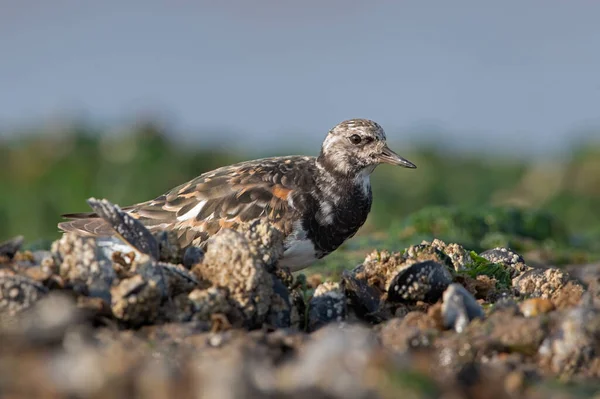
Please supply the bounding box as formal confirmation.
[58,212,116,237]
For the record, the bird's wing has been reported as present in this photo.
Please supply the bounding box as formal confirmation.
[58,156,315,248]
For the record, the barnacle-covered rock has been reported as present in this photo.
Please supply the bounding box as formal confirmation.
[429,239,473,271]
[441,283,484,333]
[512,267,584,306]
[193,229,274,327]
[308,282,346,332]
[110,274,163,326]
[51,233,116,303]
[387,260,453,304]
[479,247,530,277]
[16,251,60,286]
[403,243,455,271]
[231,219,284,270]
[0,271,48,319]
[188,287,234,322]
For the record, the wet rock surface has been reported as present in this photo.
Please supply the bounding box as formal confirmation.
[0,201,598,398]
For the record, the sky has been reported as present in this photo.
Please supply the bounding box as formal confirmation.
[1,0,599,154]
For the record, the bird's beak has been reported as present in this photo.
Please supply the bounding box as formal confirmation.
[377,145,417,168]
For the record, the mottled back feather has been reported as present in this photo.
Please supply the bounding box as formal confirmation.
[59,156,315,248]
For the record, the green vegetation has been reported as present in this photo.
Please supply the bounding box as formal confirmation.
[463,251,512,289]
[1,120,600,272]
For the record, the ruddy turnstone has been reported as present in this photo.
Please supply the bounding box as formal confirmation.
[58,119,416,271]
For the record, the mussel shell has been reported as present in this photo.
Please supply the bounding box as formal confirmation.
[387,260,452,304]
[479,247,524,267]
[87,198,159,260]
[341,270,386,323]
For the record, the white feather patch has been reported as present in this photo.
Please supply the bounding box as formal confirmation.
[279,239,317,272]
[177,199,207,222]
[318,201,334,225]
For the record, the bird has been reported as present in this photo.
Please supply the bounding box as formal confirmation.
[58,119,416,271]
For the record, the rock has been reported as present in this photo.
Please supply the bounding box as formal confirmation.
[520,298,555,317]
[429,238,473,271]
[513,267,585,308]
[155,262,199,296]
[441,283,484,332]
[52,233,116,303]
[154,231,184,264]
[539,300,600,377]
[111,274,163,326]
[193,229,274,327]
[479,247,530,277]
[308,282,346,332]
[266,276,297,329]
[232,219,284,271]
[387,260,453,304]
[182,246,204,269]
[277,325,383,399]
[566,262,600,301]
[341,269,387,323]
[379,317,436,354]
[0,272,48,319]
[403,243,455,271]
[488,309,547,355]
[0,235,24,261]
[0,292,82,345]
[188,287,234,323]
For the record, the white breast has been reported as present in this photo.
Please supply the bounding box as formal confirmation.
[279,222,318,271]
[279,238,318,271]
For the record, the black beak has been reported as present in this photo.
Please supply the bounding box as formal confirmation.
[377,145,417,168]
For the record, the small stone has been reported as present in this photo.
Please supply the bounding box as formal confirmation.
[520,298,555,317]
[441,283,484,333]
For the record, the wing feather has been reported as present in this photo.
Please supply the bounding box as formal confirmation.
[58,156,315,247]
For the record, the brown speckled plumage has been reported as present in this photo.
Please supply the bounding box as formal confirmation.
[59,118,416,271]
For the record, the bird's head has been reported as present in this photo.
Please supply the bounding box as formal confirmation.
[317,118,416,178]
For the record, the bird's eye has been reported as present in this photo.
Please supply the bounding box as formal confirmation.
[349,134,362,145]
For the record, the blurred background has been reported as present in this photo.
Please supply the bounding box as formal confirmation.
[1,0,599,266]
